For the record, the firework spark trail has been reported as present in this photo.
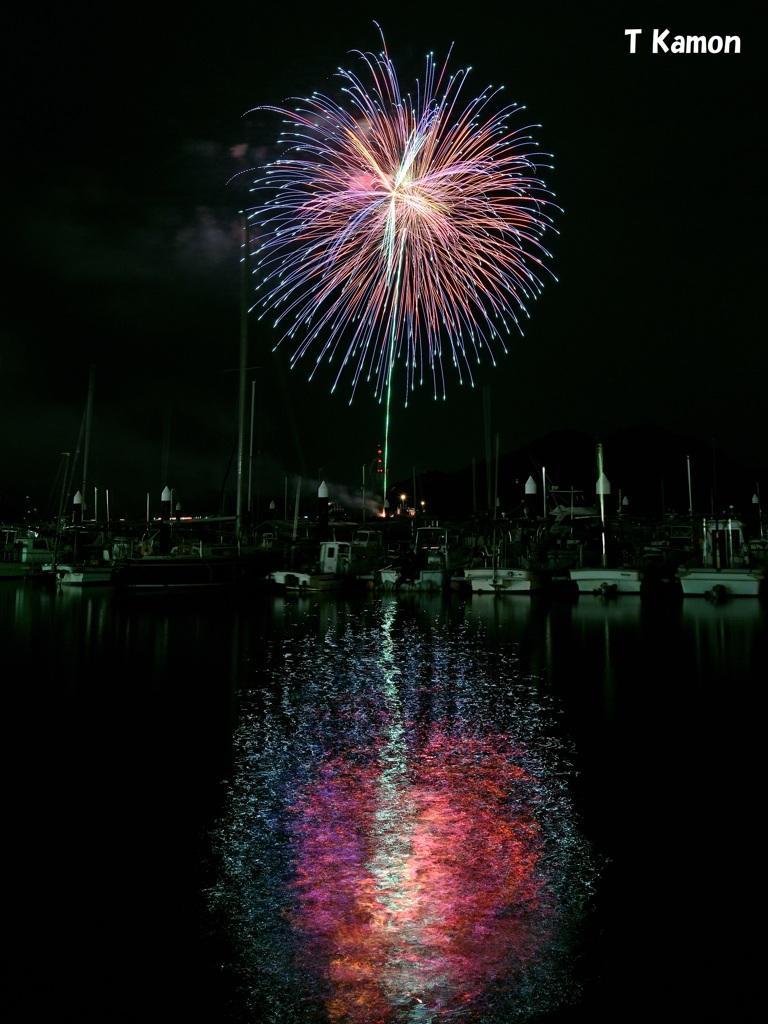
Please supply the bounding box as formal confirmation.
[246,25,558,505]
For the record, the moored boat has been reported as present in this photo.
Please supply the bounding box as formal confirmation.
[267,527,387,593]
[45,562,114,586]
[565,565,643,596]
[676,516,764,599]
[378,523,472,591]
[0,525,58,580]
[267,569,344,592]
[111,545,267,591]
[458,519,563,595]
[462,564,547,594]
[676,565,763,600]
[547,509,650,595]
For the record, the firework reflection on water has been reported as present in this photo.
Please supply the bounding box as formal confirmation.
[208,599,599,1022]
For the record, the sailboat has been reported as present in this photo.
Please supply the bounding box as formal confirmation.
[48,495,115,586]
[40,369,117,587]
[565,444,646,596]
[669,453,764,599]
[111,217,282,592]
[109,490,275,592]
[461,520,550,594]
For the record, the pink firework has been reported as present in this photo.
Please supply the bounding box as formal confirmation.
[246,25,559,408]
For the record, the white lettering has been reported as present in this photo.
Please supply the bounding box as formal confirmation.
[625,28,642,54]
[630,28,741,54]
[653,28,669,53]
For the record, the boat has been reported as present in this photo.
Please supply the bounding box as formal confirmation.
[111,548,262,591]
[0,525,58,580]
[545,446,681,597]
[462,564,545,594]
[556,521,685,597]
[458,519,565,595]
[565,565,644,596]
[111,536,271,592]
[110,513,282,592]
[378,522,473,591]
[676,517,764,599]
[45,562,114,587]
[267,569,343,592]
[267,527,387,592]
[37,523,119,587]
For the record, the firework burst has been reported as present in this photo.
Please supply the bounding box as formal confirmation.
[246,26,558,407]
[245,27,558,504]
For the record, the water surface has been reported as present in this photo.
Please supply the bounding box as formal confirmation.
[4,582,763,1021]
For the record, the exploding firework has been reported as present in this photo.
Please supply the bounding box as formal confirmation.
[246,25,558,500]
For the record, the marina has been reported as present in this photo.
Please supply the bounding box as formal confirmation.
[4,497,765,602]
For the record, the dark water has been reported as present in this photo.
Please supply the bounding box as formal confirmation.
[5,581,764,1021]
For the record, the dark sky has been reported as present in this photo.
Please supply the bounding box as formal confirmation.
[2,3,764,521]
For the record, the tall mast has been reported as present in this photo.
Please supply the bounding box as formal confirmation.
[236,212,250,541]
[596,442,608,566]
[81,365,95,518]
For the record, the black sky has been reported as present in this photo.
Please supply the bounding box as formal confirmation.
[2,3,764,522]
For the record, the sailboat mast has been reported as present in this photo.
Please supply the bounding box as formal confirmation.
[81,365,95,519]
[596,442,607,566]
[236,212,250,541]
[247,377,256,519]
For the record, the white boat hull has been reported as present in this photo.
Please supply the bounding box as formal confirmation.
[268,570,344,591]
[676,567,763,598]
[58,567,113,586]
[462,567,543,594]
[568,567,643,595]
[42,563,114,586]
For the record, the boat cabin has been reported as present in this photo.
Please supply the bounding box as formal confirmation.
[700,517,751,569]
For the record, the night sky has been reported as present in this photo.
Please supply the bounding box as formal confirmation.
[3,3,764,522]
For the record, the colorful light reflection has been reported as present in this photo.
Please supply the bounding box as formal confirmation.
[288,727,549,1020]
[209,603,596,1021]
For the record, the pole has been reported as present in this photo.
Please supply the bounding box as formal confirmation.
[756,482,764,539]
[52,451,71,565]
[493,434,499,521]
[235,212,250,541]
[292,477,301,541]
[597,443,607,566]
[247,378,255,518]
[542,465,547,519]
[81,365,95,518]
